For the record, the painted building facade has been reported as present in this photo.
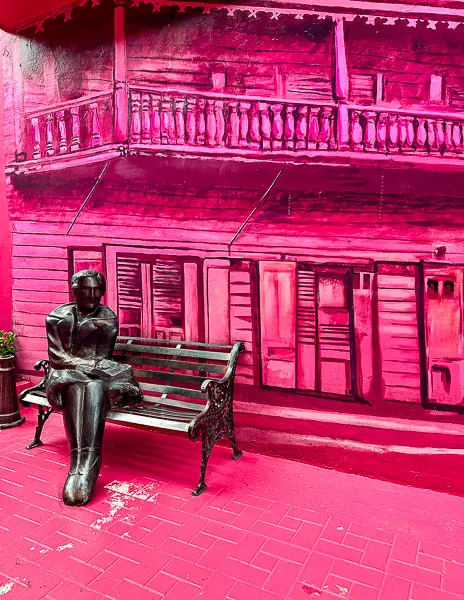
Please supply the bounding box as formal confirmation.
[3,0,464,414]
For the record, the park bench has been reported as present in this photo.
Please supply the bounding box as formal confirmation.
[19,337,245,496]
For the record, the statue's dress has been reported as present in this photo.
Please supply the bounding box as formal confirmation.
[44,302,141,409]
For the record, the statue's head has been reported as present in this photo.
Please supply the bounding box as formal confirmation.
[71,270,106,314]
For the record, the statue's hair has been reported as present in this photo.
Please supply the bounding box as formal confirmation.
[71,270,106,295]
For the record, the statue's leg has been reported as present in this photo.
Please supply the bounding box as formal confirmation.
[62,380,108,506]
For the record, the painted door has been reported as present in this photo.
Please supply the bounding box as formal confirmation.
[296,265,352,396]
[259,261,296,388]
[424,266,463,406]
[317,271,352,395]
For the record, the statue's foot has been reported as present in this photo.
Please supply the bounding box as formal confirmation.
[62,449,80,506]
[62,473,78,505]
[73,450,102,506]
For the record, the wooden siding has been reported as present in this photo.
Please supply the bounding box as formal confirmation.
[126,10,333,99]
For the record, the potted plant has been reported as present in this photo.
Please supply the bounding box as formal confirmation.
[0,331,25,429]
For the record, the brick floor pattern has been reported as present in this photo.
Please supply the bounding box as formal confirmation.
[0,408,463,600]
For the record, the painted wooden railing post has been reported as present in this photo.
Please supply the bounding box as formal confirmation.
[228,101,240,148]
[295,106,308,150]
[435,119,445,153]
[271,103,284,150]
[206,98,216,147]
[175,98,186,145]
[363,111,376,151]
[45,113,55,156]
[249,102,261,149]
[214,100,225,147]
[416,117,427,152]
[56,110,68,154]
[452,122,463,152]
[70,106,81,152]
[150,94,161,144]
[427,119,437,152]
[160,97,175,145]
[31,117,42,159]
[114,0,128,144]
[284,104,296,150]
[239,101,251,148]
[334,17,349,150]
[130,92,141,143]
[308,107,319,149]
[89,102,103,147]
[185,97,196,145]
[141,93,151,144]
[259,102,271,150]
[377,113,388,152]
[319,107,332,150]
[350,110,363,151]
[195,98,206,146]
[387,113,399,152]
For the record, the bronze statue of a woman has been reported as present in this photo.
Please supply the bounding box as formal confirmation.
[45,270,141,506]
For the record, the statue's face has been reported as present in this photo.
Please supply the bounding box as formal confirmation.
[73,276,103,314]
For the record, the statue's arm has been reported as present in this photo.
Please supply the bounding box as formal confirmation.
[95,319,118,360]
[46,316,95,372]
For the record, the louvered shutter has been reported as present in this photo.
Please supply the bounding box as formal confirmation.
[116,255,143,337]
[152,258,184,340]
[297,266,317,390]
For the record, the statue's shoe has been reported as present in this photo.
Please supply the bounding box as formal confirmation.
[73,450,103,506]
[62,473,78,505]
[62,448,80,506]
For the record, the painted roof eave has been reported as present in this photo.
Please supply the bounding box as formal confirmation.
[5,0,464,34]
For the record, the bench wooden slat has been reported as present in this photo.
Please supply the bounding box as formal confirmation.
[115,343,231,361]
[115,356,226,374]
[133,369,214,386]
[140,382,206,400]
[119,405,199,421]
[118,336,234,349]
[107,410,190,432]
[141,395,205,412]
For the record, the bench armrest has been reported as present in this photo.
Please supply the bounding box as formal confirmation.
[199,341,244,393]
[189,342,244,442]
[19,359,50,405]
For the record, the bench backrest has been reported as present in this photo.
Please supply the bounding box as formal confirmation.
[113,336,239,406]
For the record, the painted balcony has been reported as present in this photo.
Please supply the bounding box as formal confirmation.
[11,86,464,173]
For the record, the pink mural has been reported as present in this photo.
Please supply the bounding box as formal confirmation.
[3,0,464,483]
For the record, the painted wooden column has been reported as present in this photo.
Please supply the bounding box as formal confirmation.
[11,37,25,157]
[114,0,128,143]
[334,17,349,150]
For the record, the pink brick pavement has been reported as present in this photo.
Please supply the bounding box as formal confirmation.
[1,407,464,600]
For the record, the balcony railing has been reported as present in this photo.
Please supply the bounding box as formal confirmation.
[22,91,114,161]
[128,87,464,158]
[347,105,464,154]
[129,87,337,152]
[14,86,464,167]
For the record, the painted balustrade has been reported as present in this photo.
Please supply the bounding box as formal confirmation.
[21,87,464,163]
[348,107,464,155]
[25,92,113,161]
[129,87,336,154]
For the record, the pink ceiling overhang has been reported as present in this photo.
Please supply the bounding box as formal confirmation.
[3,0,464,33]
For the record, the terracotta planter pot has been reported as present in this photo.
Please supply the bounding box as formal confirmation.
[0,355,25,429]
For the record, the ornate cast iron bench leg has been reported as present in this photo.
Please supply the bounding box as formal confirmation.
[193,430,214,496]
[228,423,243,461]
[26,406,54,450]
